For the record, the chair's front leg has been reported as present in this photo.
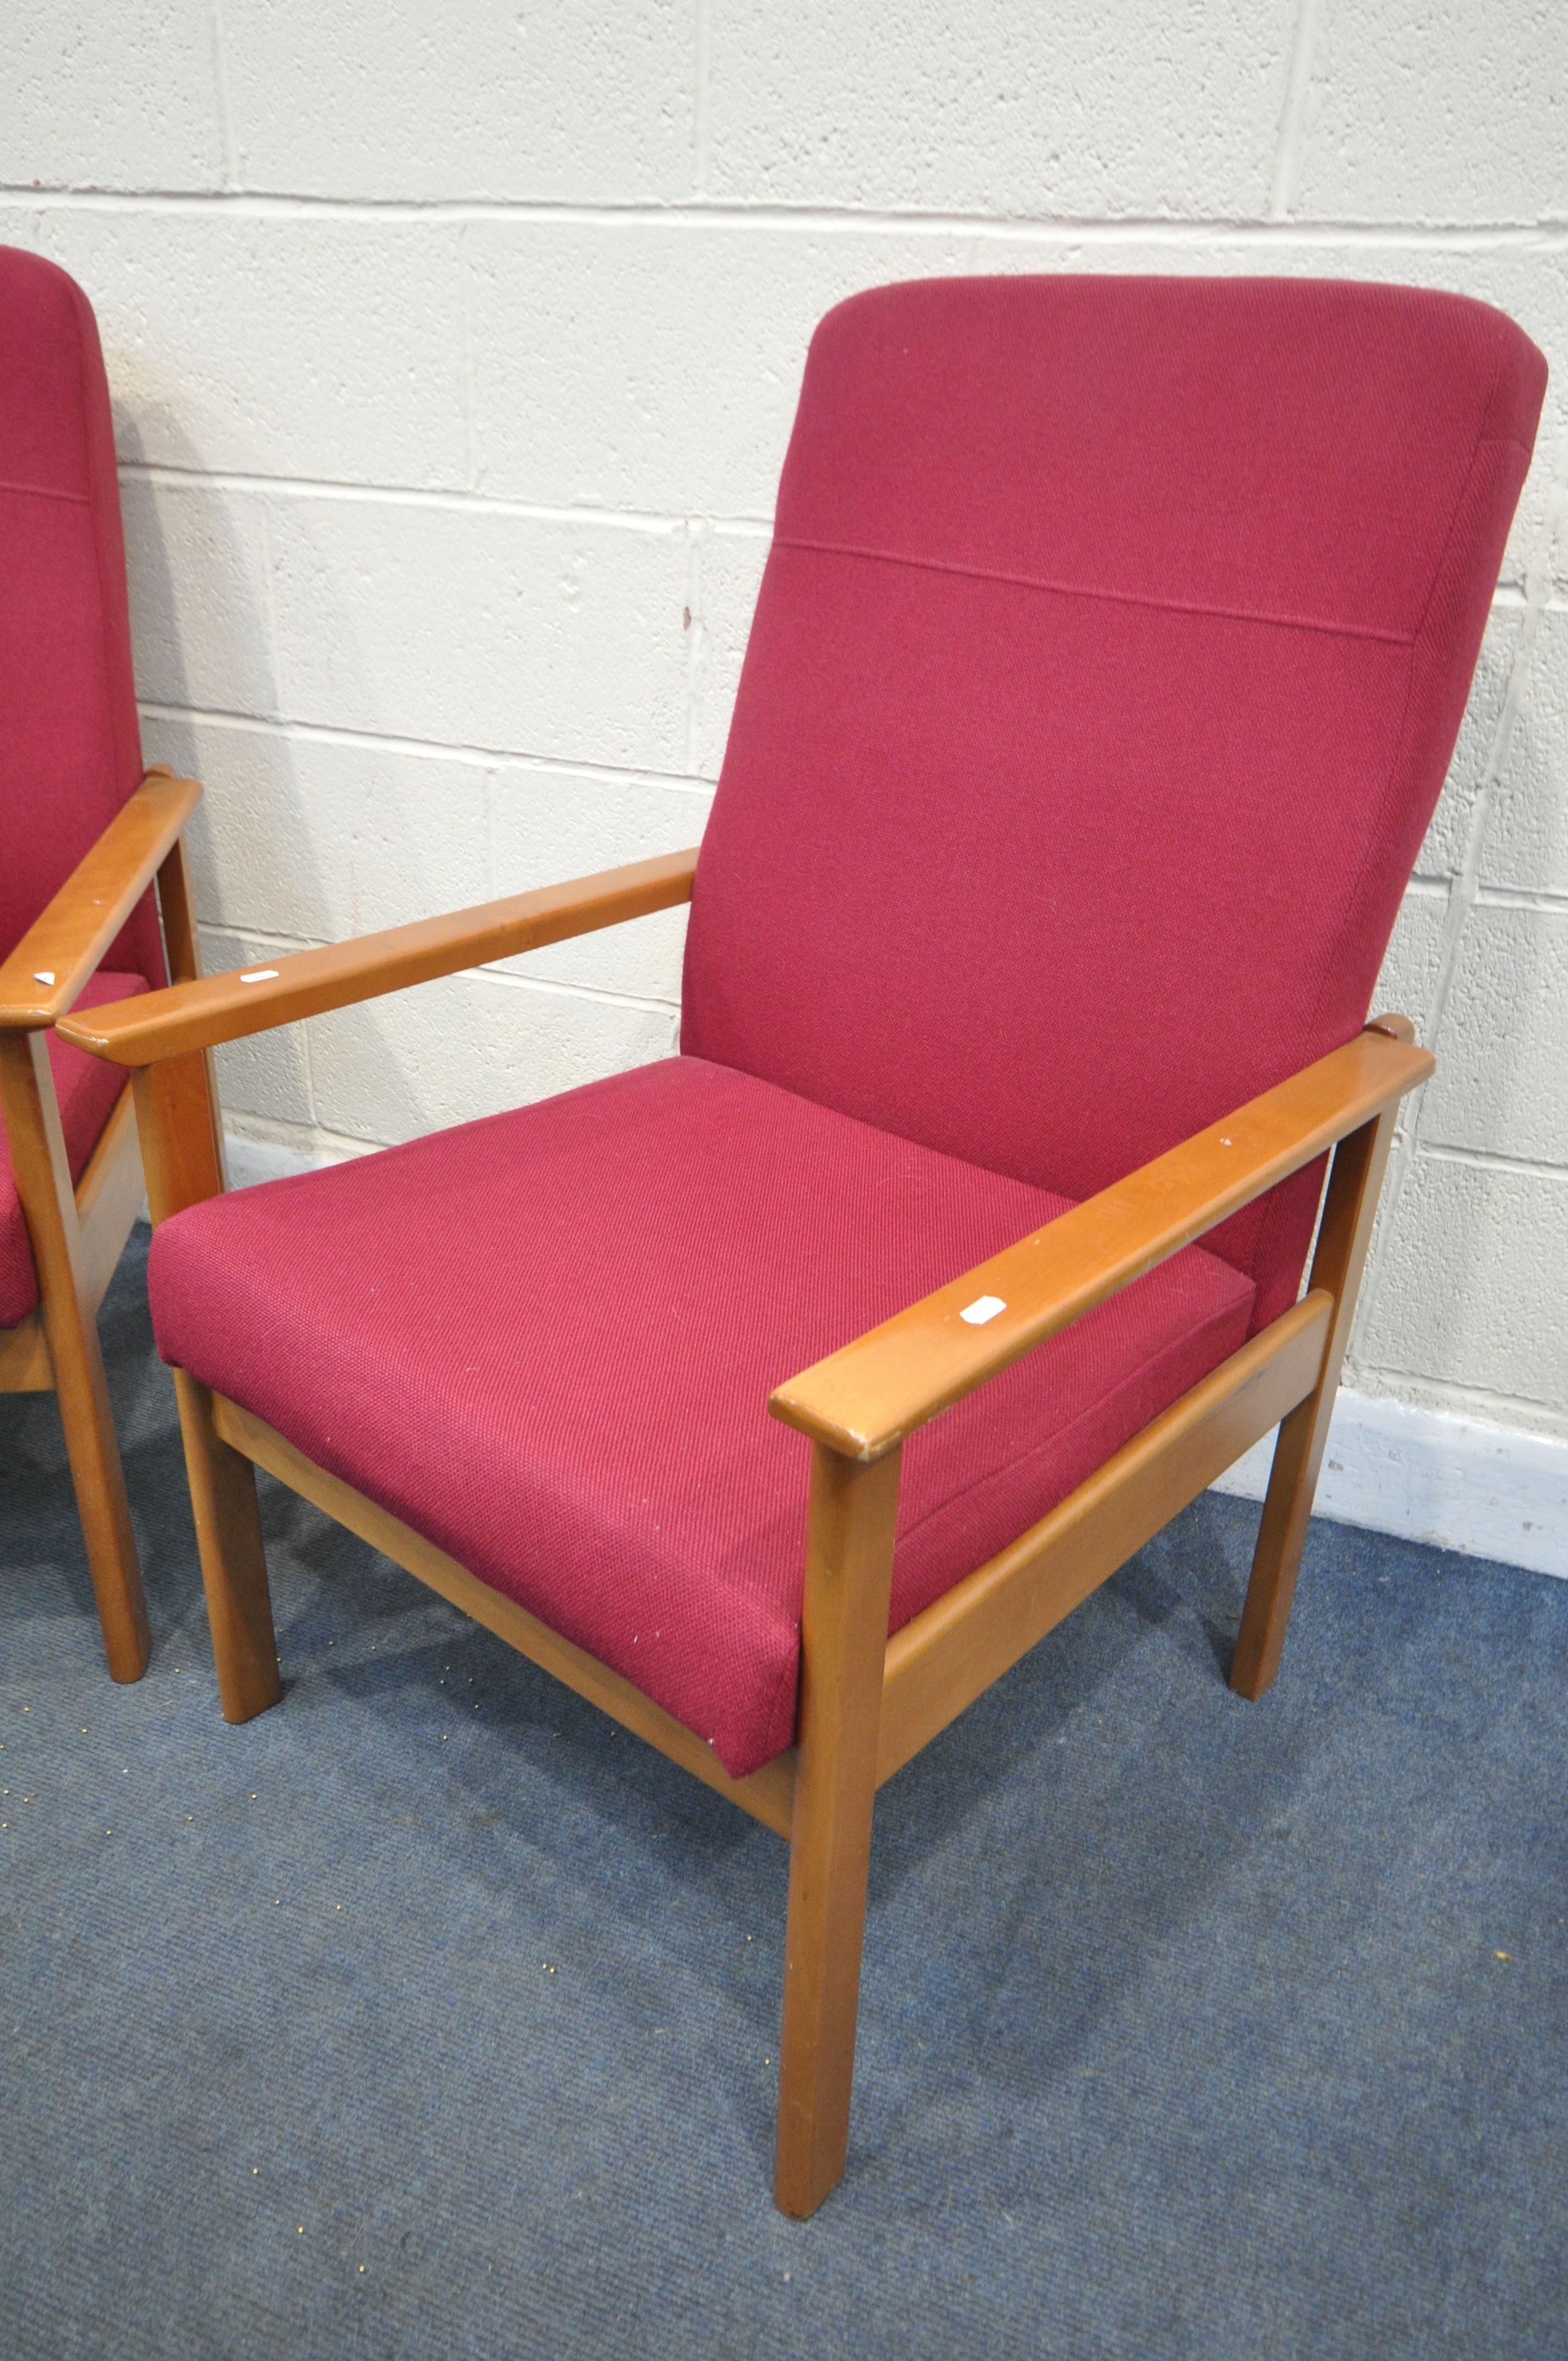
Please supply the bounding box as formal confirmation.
[775,1439,901,2218]
[133,1052,280,1723]
[1231,1097,1401,1699]
[0,1030,149,1680]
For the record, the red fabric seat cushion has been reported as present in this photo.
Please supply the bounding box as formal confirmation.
[148,1057,1254,1776]
[0,971,149,1328]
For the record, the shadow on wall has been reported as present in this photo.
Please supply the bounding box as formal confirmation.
[113,400,679,1159]
[1352,619,1560,1423]
[116,400,489,1152]
[114,396,315,1144]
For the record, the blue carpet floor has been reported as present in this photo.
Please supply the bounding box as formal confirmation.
[2,1223,1565,2359]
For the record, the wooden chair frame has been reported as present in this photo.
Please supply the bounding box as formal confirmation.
[59,825,1433,2212]
[0,767,205,1680]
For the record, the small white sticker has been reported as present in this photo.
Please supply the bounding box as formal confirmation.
[960,1294,1008,1326]
[239,969,279,983]
[33,970,55,986]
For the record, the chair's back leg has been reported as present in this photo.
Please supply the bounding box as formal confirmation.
[0,1031,149,1680]
[775,1441,901,2218]
[133,1052,281,1723]
[1231,1095,1401,1700]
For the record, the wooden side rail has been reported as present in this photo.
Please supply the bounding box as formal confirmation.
[57,847,702,1067]
[769,1025,1433,1463]
[211,1393,797,1840]
[203,1297,1331,1843]
[876,1291,1333,1783]
[0,769,203,1029]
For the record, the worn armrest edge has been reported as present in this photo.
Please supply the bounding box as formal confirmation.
[0,769,203,1029]
[769,1024,1434,1462]
[55,847,703,1066]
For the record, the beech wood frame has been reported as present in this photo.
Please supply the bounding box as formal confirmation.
[60,843,1433,2213]
[0,768,206,1680]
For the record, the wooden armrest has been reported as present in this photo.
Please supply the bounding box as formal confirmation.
[769,1023,1433,1462]
[0,769,203,1029]
[55,847,701,1067]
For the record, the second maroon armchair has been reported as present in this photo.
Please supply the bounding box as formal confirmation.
[0,246,208,1683]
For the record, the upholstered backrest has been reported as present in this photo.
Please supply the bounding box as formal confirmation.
[682,276,1545,1328]
[0,247,162,982]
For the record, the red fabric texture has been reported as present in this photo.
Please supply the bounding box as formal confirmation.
[0,970,148,1327]
[149,1058,1255,1776]
[682,277,1545,1330]
[0,245,163,984]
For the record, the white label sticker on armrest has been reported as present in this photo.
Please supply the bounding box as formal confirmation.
[239,969,279,983]
[33,971,55,986]
[960,1295,1007,1326]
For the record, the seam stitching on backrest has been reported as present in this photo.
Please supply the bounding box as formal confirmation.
[0,476,90,505]
[772,534,1417,648]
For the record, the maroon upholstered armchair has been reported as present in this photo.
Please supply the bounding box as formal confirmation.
[62,278,1543,2212]
[0,248,208,1681]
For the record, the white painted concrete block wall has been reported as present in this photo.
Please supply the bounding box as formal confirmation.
[3,3,1566,1482]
